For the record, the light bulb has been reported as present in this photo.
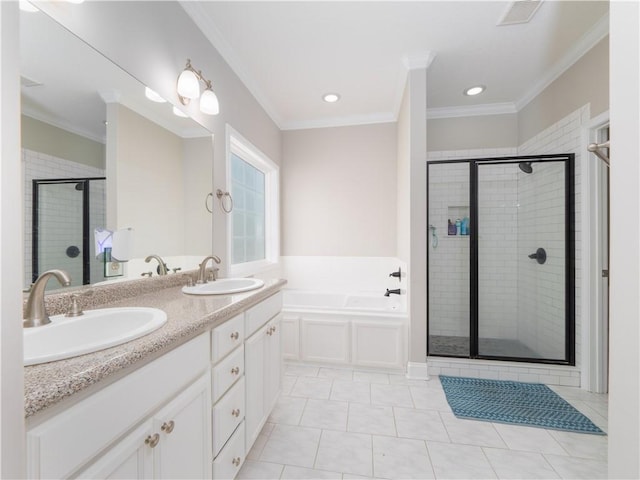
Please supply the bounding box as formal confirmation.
[464,85,486,96]
[172,106,188,118]
[177,69,200,100]
[145,87,166,103]
[199,88,220,115]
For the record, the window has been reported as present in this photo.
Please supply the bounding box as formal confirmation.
[227,126,279,275]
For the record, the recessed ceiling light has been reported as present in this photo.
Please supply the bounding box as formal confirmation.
[323,93,340,103]
[145,87,167,103]
[464,85,486,96]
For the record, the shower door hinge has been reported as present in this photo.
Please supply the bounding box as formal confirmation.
[602,269,609,278]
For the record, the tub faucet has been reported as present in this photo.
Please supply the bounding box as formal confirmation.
[197,255,221,284]
[145,254,168,275]
[24,269,72,328]
[384,288,401,297]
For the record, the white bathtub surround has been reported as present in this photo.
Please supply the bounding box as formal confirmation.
[280,256,407,294]
[282,288,408,372]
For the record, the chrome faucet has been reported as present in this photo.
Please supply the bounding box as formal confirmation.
[145,254,168,275]
[197,255,221,284]
[23,269,72,328]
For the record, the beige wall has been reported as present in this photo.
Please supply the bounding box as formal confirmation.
[427,113,518,152]
[282,123,397,256]
[21,115,105,170]
[114,104,185,258]
[407,68,429,364]
[183,136,214,256]
[519,36,609,144]
[396,83,410,264]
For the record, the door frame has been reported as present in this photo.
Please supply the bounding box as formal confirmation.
[582,111,610,393]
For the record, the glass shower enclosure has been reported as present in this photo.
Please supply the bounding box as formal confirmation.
[32,177,106,289]
[427,155,575,364]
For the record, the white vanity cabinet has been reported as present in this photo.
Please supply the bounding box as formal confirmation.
[26,334,211,480]
[244,293,283,453]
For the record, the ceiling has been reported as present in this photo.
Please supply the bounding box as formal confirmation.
[182,1,609,130]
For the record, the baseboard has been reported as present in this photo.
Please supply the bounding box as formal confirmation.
[406,361,430,380]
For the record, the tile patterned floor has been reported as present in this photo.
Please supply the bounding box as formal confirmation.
[238,365,608,480]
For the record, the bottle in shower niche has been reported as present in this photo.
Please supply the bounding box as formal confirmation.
[455,218,462,235]
[448,219,456,235]
[461,216,470,235]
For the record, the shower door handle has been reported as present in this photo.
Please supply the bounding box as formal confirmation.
[528,248,547,265]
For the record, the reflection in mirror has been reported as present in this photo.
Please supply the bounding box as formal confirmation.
[20,8,214,291]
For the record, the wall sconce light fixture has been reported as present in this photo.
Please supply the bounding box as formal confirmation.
[176,59,220,115]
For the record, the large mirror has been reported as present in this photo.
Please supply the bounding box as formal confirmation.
[20,8,214,291]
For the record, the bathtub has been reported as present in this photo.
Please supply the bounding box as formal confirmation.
[281,289,408,371]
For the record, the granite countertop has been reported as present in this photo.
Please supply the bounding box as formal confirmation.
[24,277,287,418]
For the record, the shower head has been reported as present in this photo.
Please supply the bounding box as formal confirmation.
[518,162,533,174]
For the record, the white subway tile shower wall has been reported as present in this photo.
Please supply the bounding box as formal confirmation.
[518,105,587,371]
[23,149,106,288]
[427,162,472,338]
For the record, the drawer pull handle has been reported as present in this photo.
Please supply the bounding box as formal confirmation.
[145,433,160,448]
[231,366,240,375]
[161,420,175,434]
[232,408,241,417]
[232,456,242,467]
[230,331,240,340]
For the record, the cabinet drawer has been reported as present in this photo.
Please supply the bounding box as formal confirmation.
[212,420,245,480]
[212,345,244,403]
[245,292,282,336]
[212,314,244,364]
[213,377,245,458]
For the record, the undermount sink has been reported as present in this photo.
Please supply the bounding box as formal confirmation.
[24,307,167,366]
[182,278,265,296]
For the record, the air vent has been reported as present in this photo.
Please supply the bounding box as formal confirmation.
[20,75,43,88]
[497,0,543,26]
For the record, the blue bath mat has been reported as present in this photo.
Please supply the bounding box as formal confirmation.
[439,375,605,435]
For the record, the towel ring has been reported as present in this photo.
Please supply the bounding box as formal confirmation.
[215,189,234,213]
[205,193,214,213]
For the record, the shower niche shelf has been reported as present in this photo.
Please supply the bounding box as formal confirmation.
[446,205,470,236]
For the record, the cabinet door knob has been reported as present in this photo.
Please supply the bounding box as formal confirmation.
[231,366,240,375]
[271,325,277,333]
[231,408,241,417]
[230,331,240,340]
[266,328,272,336]
[145,433,160,448]
[161,420,175,434]
[232,456,242,467]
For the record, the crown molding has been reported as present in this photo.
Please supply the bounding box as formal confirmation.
[179,1,284,129]
[280,112,396,131]
[515,11,609,111]
[427,102,517,119]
